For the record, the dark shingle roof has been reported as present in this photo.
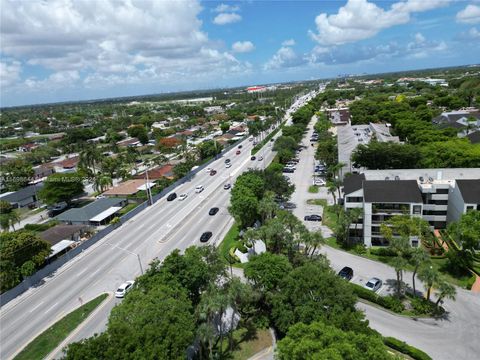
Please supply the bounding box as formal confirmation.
[0,184,43,203]
[363,180,422,203]
[456,180,480,203]
[39,225,88,245]
[56,197,126,222]
[343,173,365,195]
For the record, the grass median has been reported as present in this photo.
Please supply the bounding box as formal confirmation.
[14,293,108,360]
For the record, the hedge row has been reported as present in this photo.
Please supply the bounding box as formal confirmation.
[351,283,404,313]
[251,122,284,155]
[24,221,58,232]
[383,336,432,360]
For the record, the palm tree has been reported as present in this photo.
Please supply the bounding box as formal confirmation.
[391,256,408,296]
[0,210,20,232]
[258,191,278,223]
[327,181,337,205]
[410,247,430,296]
[79,145,101,177]
[93,173,113,193]
[347,207,362,245]
[418,265,440,301]
[435,280,456,308]
[308,231,325,257]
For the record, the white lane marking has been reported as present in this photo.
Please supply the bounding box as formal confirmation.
[90,268,102,278]
[76,268,88,277]
[28,301,44,313]
[44,302,58,313]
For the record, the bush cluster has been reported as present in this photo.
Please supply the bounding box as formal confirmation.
[351,284,405,313]
[383,337,432,360]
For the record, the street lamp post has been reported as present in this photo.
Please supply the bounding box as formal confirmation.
[114,245,144,275]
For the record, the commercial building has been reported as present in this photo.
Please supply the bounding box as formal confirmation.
[343,168,480,247]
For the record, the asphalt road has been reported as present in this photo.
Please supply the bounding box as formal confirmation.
[0,93,316,360]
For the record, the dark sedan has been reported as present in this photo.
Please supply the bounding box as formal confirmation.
[209,207,219,216]
[200,231,213,243]
[167,193,177,201]
[304,214,322,221]
[338,267,354,281]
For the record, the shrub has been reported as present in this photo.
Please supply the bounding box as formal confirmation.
[466,275,476,290]
[383,337,432,360]
[369,247,396,257]
[410,297,436,315]
[237,244,248,253]
[351,284,404,313]
[352,244,367,255]
[24,222,58,232]
[381,295,405,312]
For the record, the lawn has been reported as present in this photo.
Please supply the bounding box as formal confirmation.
[306,198,338,230]
[14,293,108,360]
[117,203,139,216]
[223,327,273,360]
[219,222,241,263]
[308,185,319,193]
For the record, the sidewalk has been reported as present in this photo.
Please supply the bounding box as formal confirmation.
[471,275,480,293]
[15,209,49,230]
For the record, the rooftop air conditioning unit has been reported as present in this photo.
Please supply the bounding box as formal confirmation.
[385,177,390,180]
[428,177,434,183]
[395,176,400,180]
[419,176,424,183]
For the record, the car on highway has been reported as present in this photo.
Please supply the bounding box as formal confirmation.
[178,193,188,201]
[210,169,217,176]
[209,207,219,216]
[304,214,322,221]
[236,150,241,155]
[225,158,231,163]
[195,185,204,193]
[258,156,263,161]
[205,167,212,173]
[224,183,231,190]
[364,277,382,292]
[115,280,135,298]
[238,145,243,149]
[338,267,354,281]
[167,193,177,201]
[251,156,256,161]
[270,138,274,142]
[225,162,232,168]
[200,231,213,242]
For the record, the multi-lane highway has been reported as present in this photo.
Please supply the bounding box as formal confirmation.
[0,92,317,360]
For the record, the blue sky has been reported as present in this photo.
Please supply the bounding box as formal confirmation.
[1,0,479,107]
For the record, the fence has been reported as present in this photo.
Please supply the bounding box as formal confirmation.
[0,136,246,307]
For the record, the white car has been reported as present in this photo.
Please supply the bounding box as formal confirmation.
[223,183,231,190]
[195,185,204,193]
[364,278,382,292]
[115,280,135,298]
[225,162,232,168]
[178,193,188,201]
[205,167,212,173]
[314,178,326,186]
[258,156,263,161]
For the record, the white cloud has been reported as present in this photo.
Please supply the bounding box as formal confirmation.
[0,0,251,99]
[309,0,450,46]
[468,27,480,39]
[232,41,255,53]
[213,3,240,13]
[282,39,296,46]
[456,4,480,24]
[213,12,242,25]
[264,47,308,70]
[0,60,22,88]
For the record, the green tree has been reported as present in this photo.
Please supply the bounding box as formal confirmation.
[418,265,440,301]
[244,252,292,292]
[1,159,34,191]
[79,145,102,178]
[220,122,230,133]
[38,173,84,205]
[410,247,430,296]
[277,321,395,360]
[434,280,456,308]
[93,173,113,193]
[0,201,21,232]
[127,125,149,145]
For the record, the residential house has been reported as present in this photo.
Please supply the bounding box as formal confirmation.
[116,137,141,147]
[39,224,90,258]
[0,184,43,208]
[56,197,127,226]
[134,164,175,181]
[204,106,224,115]
[432,110,480,137]
[102,179,156,197]
[18,142,40,152]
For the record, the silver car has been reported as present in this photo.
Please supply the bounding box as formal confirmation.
[364,277,382,292]
[115,280,135,298]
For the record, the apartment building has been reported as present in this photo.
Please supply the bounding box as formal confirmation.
[343,169,480,247]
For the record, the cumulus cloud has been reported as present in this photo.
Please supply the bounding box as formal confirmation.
[213,12,242,25]
[213,3,240,13]
[264,47,308,70]
[456,4,480,24]
[309,0,450,46]
[282,39,296,46]
[232,41,255,53]
[0,60,22,88]
[0,0,250,98]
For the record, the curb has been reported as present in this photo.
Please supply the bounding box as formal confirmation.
[45,292,113,360]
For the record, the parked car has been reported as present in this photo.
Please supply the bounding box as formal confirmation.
[195,185,204,193]
[304,214,322,221]
[210,169,217,176]
[338,267,354,281]
[280,202,296,210]
[209,207,219,216]
[236,150,241,155]
[178,193,188,201]
[200,231,213,243]
[251,156,256,161]
[314,178,326,186]
[115,280,135,298]
[47,202,69,217]
[282,168,294,173]
[167,193,177,201]
[223,183,231,190]
[364,277,382,292]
